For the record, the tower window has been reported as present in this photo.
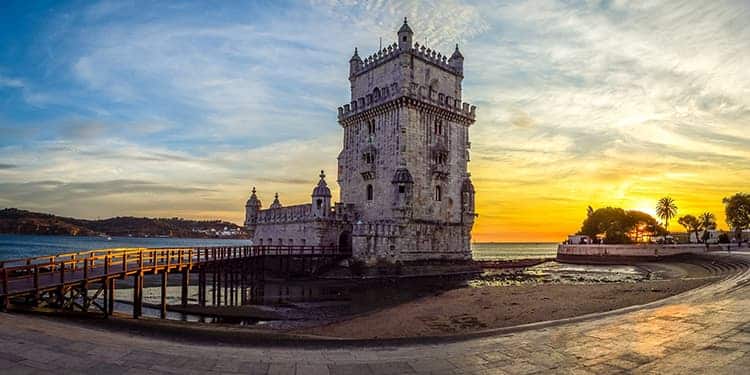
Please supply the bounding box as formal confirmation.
[399,185,405,194]
[316,199,322,209]
[402,36,407,42]
[435,186,442,201]
[363,152,374,163]
[367,184,373,200]
[368,119,376,135]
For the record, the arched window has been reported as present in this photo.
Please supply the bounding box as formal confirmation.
[316,199,322,209]
[435,186,442,201]
[367,184,373,200]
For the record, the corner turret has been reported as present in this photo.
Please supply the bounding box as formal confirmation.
[270,193,282,209]
[397,17,413,50]
[449,44,464,75]
[244,187,262,236]
[349,47,362,77]
[312,170,332,218]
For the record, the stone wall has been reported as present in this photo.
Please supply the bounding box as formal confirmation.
[557,243,722,261]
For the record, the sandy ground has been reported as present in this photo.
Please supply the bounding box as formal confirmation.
[294,278,711,339]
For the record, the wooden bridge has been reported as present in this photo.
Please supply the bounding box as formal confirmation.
[0,245,347,319]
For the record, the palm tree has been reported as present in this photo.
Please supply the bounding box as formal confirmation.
[656,197,678,236]
[699,212,717,243]
[678,214,700,243]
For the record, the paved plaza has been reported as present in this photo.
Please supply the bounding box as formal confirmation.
[1,252,749,374]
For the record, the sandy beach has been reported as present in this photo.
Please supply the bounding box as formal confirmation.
[294,278,710,339]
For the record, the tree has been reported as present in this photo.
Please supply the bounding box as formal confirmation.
[579,207,665,244]
[678,215,701,243]
[723,193,750,243]
[628,210,665,242]
[699,211,717,243]
[656,197,678,235]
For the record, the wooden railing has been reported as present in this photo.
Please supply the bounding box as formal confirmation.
[0,245,343,298]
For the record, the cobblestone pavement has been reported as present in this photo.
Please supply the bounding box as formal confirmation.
[1,252,750,374]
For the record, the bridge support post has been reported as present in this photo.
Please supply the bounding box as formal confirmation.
[181,269,189,307]
[107,278,115,317]
[160,271,168,319]
[223,265,228,306]
[133,273,143,319]
[103,278,110,317]
[198,267,206,307]
[217,266,222,306]
[211,266,216,306]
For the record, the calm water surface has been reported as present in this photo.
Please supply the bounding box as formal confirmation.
[0,234,558,261]
[0,234,253,261]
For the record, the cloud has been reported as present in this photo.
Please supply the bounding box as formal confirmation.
[1,0,748,239]
[509,108,535,128]
[0,163,17,170]
[60,121,107,140]
[0,75,24,88]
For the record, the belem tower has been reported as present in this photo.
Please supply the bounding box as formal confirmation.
[244,18,477,264]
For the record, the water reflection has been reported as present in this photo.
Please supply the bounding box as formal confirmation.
[109,261,651,328]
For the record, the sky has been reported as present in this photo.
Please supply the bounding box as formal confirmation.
[0,0,748,242]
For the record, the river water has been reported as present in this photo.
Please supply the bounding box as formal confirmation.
[0,234,558,261]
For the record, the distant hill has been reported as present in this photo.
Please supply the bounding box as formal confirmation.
[0,208,248,238]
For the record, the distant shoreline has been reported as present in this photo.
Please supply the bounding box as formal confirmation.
[0,232,249,240]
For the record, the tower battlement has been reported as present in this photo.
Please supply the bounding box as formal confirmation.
[350,41,463,79]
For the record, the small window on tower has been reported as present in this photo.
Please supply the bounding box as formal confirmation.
[367,184,373,200]
[402,36,407,42]
[399,185,406,194]
[435,186,442,201]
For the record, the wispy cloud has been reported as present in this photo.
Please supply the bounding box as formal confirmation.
[0,0,747,240]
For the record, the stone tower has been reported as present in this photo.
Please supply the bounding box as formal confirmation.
[337,18,477,263]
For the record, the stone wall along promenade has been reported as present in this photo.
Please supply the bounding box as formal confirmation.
[557,243,727,262]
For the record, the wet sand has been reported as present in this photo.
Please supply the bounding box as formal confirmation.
[294,278,711,339]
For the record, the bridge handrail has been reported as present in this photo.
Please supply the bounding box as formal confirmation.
[0,245,345,295]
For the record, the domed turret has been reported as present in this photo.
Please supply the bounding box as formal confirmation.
[244,187,262,236]
[397,17,413,50]
[449,44,464,74]
[349,47,363,77]
[269,192,282,209]
[312,170,332,218]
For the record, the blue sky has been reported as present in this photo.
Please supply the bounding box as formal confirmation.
[1,0,749,240]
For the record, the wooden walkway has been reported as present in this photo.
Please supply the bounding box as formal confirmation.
[0,245,345,318]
